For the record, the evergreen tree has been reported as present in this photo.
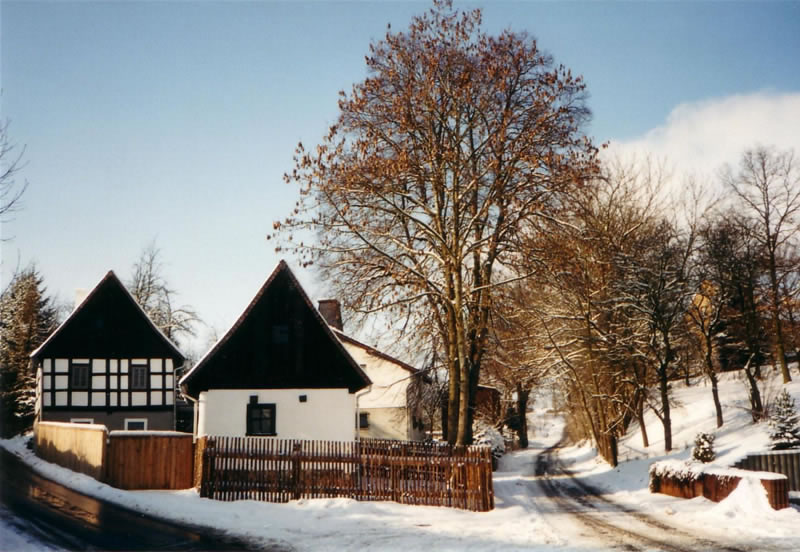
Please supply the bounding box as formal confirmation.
[769,389,800,450]
[0,267,58,437]
[692,432,716,463]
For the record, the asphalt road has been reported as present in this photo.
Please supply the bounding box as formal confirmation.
[0,447,279,551]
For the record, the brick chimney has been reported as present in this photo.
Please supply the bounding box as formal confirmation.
[318,299,343,331]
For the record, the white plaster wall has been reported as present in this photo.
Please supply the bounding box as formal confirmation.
[198,388,356,441]
[341,343,408,408]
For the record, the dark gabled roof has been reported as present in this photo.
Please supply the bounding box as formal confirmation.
[180,260,371,398]
[31,271,185,362]
[332,328,421,375]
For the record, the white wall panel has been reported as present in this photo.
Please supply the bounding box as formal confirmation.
[131,392,147,406]
[109,359,118,373]
[72,392,88,407]
[199,388,356,441]
[44,394,52,406]
[55,392,68,406]
[109,394,117,407]
[55,375,68,389]
[92,359,105,373]
[151,359,162,373]
[55,359,68,372]
[92,375,105,390]
[43,359,51,373]
[150,375,162,389]
[109,375,118,389]
[165,359,173,373]
[121,360,128,373]
[120,393,128,407]
[43,377,51,390]
[91,392,105,406]
[150,392,162,406]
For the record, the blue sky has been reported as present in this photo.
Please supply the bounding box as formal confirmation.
[2,1,800,355]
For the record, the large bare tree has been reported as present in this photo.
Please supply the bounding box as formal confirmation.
[722,147,800,383]
[128,241,201,348]
[270,1,597,444]
[0,120,27,224]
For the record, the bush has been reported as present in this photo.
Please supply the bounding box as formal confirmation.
[769,389,800,450]
[692,432,716,463]
[474,427,505,460]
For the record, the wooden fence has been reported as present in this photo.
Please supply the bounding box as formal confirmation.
[197,436,494,512]
[650,469,789,510]
[35,421,108,481]
[733,450,800,491]
[35,422,194,490]
[105,431,194,489]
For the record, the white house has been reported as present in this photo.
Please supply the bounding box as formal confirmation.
[318,300,427,441]
[30,271,186,431]
[179,261,371,441]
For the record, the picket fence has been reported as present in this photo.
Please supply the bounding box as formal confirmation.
[733,449,800,491]
[196,436,494,512]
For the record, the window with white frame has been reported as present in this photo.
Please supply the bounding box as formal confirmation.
[124,418,147,430]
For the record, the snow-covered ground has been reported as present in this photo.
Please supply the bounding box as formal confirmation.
[1,368,799,551]
[0,504,65,552]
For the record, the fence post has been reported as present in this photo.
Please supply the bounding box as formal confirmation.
[292,442,302,500]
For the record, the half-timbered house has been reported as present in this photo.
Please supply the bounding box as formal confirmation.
[179,261,371,441]
[30,271,186,431]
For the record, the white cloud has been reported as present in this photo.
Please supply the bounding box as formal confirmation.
[607,92,800,183]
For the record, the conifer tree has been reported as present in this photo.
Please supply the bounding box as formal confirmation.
[769,389,800,450]
[0,267,58,437]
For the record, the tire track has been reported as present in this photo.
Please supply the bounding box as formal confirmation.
[535,440,751,552]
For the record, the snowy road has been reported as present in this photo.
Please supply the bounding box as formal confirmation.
[532,441,754,552]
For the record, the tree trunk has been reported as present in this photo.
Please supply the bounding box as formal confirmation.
[768,248,791,383]
[710,371,724,428]
[704,334,723,428]
[636,392,649,448]
[742,353,764,421]
[515,383,529,449]
[659,364,672,452]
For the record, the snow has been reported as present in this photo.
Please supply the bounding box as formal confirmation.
[2,368,800,550]
[0,505,65,552]
[108,430,190,437]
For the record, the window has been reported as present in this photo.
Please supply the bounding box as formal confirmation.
[246,396,276,436]
[359,412,369,429]
[71,362,89,389]
[70,418,93,424]
[271,324,289,344]
[131,364,148,390]
[125,418,147,430]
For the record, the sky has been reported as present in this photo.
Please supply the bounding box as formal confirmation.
[2,1,800,357]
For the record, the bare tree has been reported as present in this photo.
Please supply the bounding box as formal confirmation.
[270,0,598,444]
[700,213,768,421]
[0,120,27,223]
[722,147,800,383]
[483,281,553,448]
[128,241,201,347]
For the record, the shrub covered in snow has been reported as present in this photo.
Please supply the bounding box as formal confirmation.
[474,427,505,460]
[692,432,716,463]
[768,389,800,450]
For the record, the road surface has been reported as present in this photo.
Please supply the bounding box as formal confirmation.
[533,440,768,552]
[0,448,284,550]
